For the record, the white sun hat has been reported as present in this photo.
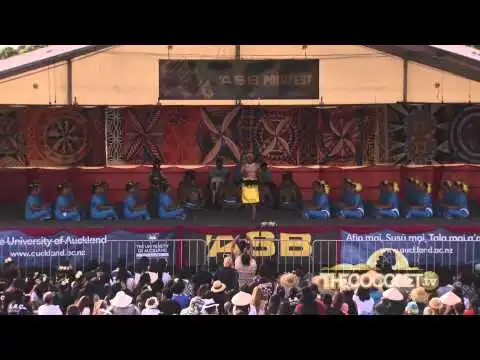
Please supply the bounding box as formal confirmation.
[383,287,404,301]
[440,291,462,306]
[231,291,252,307]
[110,291,133,308]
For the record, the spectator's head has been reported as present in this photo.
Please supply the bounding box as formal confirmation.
[356,286,371,302]
[162,287,173,301]
[275,286,286,298]
[110,291,133,309]
[75,295,91,314]
[409,287,428,304]
[145,297,159,310]
[240,253,251,267]
[171,280,185,295]
[197,284,211,298]
[223,256,233,269]
[279,273,298,292]
[93,300,109,315]
[231,291,252,314]
[211,281,226,296]
[42,291,55,305]
[66,305,80,315]
[332,291,344,310]
[321,293,333,307]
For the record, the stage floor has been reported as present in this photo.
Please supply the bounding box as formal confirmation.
[1,206,479,229]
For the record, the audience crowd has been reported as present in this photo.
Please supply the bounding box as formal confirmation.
[1,247,479,315]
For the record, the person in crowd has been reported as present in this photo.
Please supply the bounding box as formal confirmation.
[463,298,478,315]
[178,170,206,211]
[171,279,190,309]
[231,291,252,315]
[403,177,418,206]
[303,180,330,220]
[90,181,119,220]
[405,287,428,315]
[141,297,161,315]
[74,295,92,315]
[250,284,272,315]
[209,157,229,208]
[37,291,63,315]
[336,178,364,219]
[55,182,81,221]
[279,172,301,210]
[158,182,187,220]
[373,180,400,218]
[279,272,298,296]
[220,173,242,210]
[443,181,469,219]
[423,297,442,315]
[453,271,476,304]
[405,181,433,219]
[437,180,454,217]
[93,300,111,315]
[294,285,326,315]
[259,162,275,208]
[109,290,140,315]
[25,181,52,221]
[158,287,181,315]
[241,152,261,221]
[235,250,257,289]
[214,256,239,293]
[210,281,228,315]
[378,287,405,315]
[352,286,374,315]
[123,181,151,220]
[266,286,286,315]
[65,305,80,315]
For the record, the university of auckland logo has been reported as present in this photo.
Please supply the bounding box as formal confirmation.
[147,233,159,241]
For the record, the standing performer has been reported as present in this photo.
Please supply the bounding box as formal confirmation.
[241,152,260,221]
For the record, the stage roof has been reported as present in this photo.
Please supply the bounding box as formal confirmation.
[1,45,480,82]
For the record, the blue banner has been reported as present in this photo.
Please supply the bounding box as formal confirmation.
[341,229,480,268]
[0,230,175,269]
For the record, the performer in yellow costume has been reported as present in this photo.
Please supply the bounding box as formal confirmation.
[241,152,260,221]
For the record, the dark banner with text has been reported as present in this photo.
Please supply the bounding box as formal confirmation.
[158,60,319,100]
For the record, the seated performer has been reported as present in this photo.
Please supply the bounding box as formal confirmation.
[147,174,163,218]
[178,170,205,210]
[241,152,260,221]
[209,157,229,207]
[221,172,242,210]
[90,181,119,220]
[25,181,52,221]
[123,181,151,220]
[336,178,364,219]
[303,180,330,220]
[158,183,186,220]
[151,159,168,187]
[405,181,433,219]
[437,180,453,217]
[373,180,400,218]
[55,182,81,221]
[279,172,301,210]
[259,162,275,208]
[443,181,469,219]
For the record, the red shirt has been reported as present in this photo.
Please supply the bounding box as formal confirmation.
[294,299,327,315]
[464,309,475,315]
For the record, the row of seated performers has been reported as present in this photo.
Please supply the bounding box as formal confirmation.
[24,175,469,222]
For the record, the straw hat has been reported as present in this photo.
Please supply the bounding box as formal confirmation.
[279,273,298,288]
[211,280,226,293]
[382,287,404,301]
[145,297,159,309]
[110,291,133,308]
[428,297,442,310]
[231,291,252,307]
[410,287,429,304]
[440,291,462,306]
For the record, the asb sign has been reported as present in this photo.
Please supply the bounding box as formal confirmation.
[206,231,312,258]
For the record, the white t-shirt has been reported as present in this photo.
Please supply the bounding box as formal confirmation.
[37,304,63,315]
[353,295,374,315]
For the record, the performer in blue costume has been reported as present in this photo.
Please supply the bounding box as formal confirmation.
[90,181,119,220]
[405,181,433,219]
[444,181,469,219]
[373,180,400,218]
[123,181,151,220]
[303,180,331,220]
[25,181,52,221]
[336,178,364,219]
[437,180,453,217]
[158,183,186,220]
[55,182,81,221]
